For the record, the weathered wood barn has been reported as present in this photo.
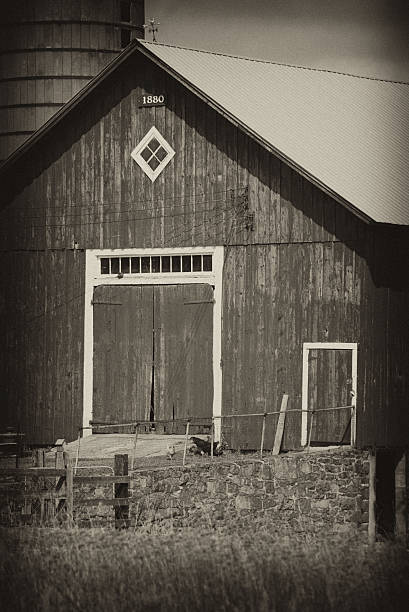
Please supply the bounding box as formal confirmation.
[1,40,409,456]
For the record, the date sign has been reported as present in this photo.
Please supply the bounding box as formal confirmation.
[138,94,166,107]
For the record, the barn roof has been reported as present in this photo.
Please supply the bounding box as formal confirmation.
[139,42,409,226]
[2,39,409,225]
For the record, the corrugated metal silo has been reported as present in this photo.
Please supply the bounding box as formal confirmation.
[0,0,144,161]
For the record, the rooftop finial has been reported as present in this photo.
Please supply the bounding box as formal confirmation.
[143,17,160,42]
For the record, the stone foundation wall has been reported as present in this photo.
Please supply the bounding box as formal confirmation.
[75,448,370,536]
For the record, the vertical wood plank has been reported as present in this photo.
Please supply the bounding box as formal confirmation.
[65,459,73,523]
[368,451,376,544]
[114,454,129,529]
[273,394,289,455]
[279,163,290,243]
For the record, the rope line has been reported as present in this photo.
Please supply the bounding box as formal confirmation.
[1,185,248,213]
[2,203,231,230]
[2,197,230,223]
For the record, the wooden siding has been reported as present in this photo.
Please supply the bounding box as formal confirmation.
[222,243,361,450]
[0,50,408,447]
[0,249,84,444]
[0,53,366,252]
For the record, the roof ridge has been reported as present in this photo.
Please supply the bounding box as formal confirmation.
[142,41,409,86]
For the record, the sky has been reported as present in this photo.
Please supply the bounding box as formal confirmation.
[145,0,409,82]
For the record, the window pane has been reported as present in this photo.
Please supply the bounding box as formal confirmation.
[192,255,201,271]
[156,146,167,161]
[120,258,130,274]
[141,257,150,273]
[151,256,160,273]
[148,157,160,170]
[100,258,109,274]
[141,147,151,162]
[148,138,160,151]
[203,255,212,271]
[131,257,140,273]
[111,258,119,274]
[161,256,170,272]
[182,255,191,272]
[171,256,181,272]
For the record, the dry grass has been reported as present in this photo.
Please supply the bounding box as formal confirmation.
[1,527,408,612]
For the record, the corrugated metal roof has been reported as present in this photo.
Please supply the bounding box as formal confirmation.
[140,41,409,225]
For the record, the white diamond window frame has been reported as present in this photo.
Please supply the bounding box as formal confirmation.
[131,126,175,182]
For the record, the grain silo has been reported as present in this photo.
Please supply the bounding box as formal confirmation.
[0,0,145,161]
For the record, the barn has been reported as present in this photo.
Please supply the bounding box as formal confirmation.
[1,40,409,465]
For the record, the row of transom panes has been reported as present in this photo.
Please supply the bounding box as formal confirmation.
[100,254,213,275]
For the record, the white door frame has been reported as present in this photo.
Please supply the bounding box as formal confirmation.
[301,342,358,447]
[83,246,224,438]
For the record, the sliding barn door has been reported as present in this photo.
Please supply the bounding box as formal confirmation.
[93,285,153,425]
[92,284,213,432]
[154,284,214,433]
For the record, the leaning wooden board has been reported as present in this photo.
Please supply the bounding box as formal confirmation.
[273,394,289,455]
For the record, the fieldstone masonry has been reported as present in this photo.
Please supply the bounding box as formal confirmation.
[75,448,370,536]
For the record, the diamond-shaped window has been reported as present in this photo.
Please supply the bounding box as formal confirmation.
[131,127,175,182]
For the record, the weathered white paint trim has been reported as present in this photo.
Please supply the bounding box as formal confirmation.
[131,126,175,182]
[301,342,358,447]
[83,246,223,438]
[303,342,358,351]
[301,344,309,447]
[212,248,223,442]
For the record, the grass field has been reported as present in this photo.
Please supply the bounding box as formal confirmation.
[1,528,408,612]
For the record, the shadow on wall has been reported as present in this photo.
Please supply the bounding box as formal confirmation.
[375,448,407,541]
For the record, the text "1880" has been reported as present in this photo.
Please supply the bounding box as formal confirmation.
[140,94,165,106]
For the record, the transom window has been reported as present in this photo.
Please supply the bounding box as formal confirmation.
[100,254,213,275]
[131,126,175,182]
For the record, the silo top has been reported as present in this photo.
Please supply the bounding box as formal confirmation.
[0,0,145,160]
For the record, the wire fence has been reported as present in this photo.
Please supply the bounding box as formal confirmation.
[75,401,355,474]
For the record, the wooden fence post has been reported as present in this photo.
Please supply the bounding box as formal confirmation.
[307,410,314,450]
[210,418,214,458]
[55,439,69,520]
[395,450,407,546]
[131,424,139,471]
[114,454,129,529]
[75,429,81,475]
[65,459,73,524]
[260,413,266,459]
[35,448,45,467]
[183,421,190,467]
[35,448,46,521]
[55,439,65,469]
[368,451,376,545]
